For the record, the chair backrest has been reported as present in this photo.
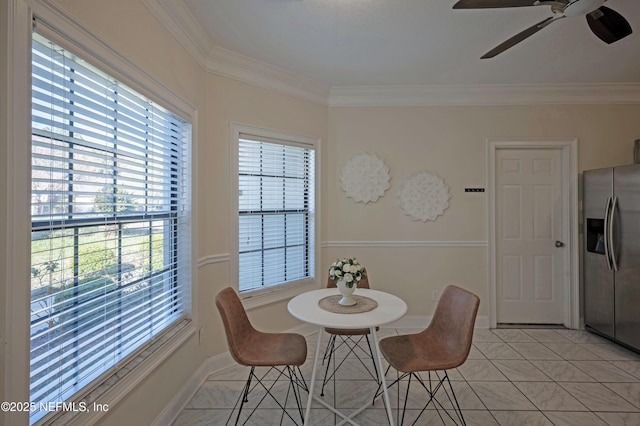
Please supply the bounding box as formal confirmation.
[215,287,256,366]
[327,267,370,289]
[425,284,480,367]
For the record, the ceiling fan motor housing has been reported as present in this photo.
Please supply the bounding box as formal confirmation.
[564,0,606,17]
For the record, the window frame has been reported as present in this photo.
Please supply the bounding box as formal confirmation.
[6,6,197,424]
[29,32,192,422]
[230,122,320,309]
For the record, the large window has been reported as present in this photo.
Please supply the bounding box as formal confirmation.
[234,127,316,298]
[30,33,191,423]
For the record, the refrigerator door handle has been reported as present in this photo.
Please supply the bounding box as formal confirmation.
[609,196,619,272]
[604,197,613,271]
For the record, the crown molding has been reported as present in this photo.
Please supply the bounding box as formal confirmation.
[206,45,330,106]
[329,83,640,107]
[142,0,213,68]
[143,0,330,105]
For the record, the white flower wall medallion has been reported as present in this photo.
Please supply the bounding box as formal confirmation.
[397,172,450,222]
[339,153,391,203]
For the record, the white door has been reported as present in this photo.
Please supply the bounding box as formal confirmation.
[496,148,565,324]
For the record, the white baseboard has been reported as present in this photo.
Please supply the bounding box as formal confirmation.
[384,315,490,330]
[150,352,226,426]
[154,315,489,424]
[475,315,490,329]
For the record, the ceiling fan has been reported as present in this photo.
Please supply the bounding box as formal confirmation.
[453,0,633,58]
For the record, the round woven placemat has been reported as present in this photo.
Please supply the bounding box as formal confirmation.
[318,295,378,314]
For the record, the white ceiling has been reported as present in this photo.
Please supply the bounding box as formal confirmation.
[140,0,640,105]
[177,0,640,88]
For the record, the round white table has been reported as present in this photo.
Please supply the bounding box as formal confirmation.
[288,288,408,425]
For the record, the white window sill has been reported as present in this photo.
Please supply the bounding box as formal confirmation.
[240,280,318,310]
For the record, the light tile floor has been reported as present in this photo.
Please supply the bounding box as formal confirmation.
[173,328,640,425]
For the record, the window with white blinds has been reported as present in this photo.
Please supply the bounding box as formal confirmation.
[30,33,191,423]
[237,134,315,293]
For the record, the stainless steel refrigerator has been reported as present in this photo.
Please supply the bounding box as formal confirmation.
[584,163,640,352]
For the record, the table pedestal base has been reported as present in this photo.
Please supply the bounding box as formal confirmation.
[303,327,395,426]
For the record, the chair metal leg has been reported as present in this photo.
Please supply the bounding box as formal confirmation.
[400,372,412,426]
[320,333,380,398]
[225,367,254,426]
[445,372,466,426]
[321,333,335,365]
[320,335,337,396]
[288,366,306,423]
[363,334,380,384]
[225,365,308,426]
[375,369,467,426]
[320,332,382,424]
[410,371,466,426]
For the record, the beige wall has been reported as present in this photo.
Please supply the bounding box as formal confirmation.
[199,74,328,353]
[327,105,640,317]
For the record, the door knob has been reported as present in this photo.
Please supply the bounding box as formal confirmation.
[555,240,565,248]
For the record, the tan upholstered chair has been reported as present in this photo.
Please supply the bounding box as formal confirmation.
[321,269,379,398]
[215,287,308,425]
[378,285,480,426]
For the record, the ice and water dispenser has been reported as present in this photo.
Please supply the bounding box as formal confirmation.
[586,218,605,255]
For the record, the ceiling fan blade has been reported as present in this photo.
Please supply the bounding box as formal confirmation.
[453,0,539,9]
[453,0,567,9]
[586,6,633,44]
[481,15,563,58]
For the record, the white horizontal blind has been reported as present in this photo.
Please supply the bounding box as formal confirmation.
[30,33,190,423]
[238,135,315,292]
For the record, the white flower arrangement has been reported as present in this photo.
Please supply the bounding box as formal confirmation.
[329,257,366,289]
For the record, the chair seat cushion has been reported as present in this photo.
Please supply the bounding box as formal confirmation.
[235,332,307,367]
[379,332,465,373]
